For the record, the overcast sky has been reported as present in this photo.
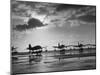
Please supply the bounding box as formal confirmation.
[11,0,96,52]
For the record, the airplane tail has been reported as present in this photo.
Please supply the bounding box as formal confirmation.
[58,43,60,47]
[29,44,32,49]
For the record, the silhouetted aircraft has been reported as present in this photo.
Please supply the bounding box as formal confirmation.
[42,46,48,52]
[11,46,18,55]
[11,46,18,60]
[53,43,66,55]
[27,44,42,56]
[53,41,96,61]
[11,46,17,51]
[53,43,66,49]
[65,43,96,48]
[27,44,42,50]
[65,42,96,54]
[26,44,43,63]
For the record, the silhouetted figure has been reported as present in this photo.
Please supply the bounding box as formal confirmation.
[78,42,83,54]
[29,55,32,64]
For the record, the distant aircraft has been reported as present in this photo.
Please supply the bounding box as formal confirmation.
[52,41,96,61]
[42,46,48,52]
[11,46,18,55]
[65,42,96,54]
[53,43,66,55]
[11,46,18,60]
[11,46,17,51]
[66,43,96,49]
[53,43,65,49]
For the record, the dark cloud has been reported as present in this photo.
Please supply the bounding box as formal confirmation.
[11,0,37,17]
[65,6,96,23]
[37,7,49,15]
[14,24,28,31]
[50,19,61,22]
[78,15,96,23]
[16,1,36,8]
[14,18,44,31]
[12,0,96,30]
[11,2,31,17]
[27,18,44,27]
[75,6,96,16]
[56,4,87,11]
[11,0,58,17]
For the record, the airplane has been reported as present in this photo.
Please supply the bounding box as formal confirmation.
[42,46,48,52]
[11,46,18,55]
[52,41,96,61]
[11,46,18,60]
[26,44,44,63]
[65,43,96,48]
[53,43,66,49]
[27,44,42,56]
[64,42,96,54]
[11,46,17,51]
[53,43,66,55]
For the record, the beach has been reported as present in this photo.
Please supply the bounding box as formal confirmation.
[12,48,96,74]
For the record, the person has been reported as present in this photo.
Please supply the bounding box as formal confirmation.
[29,53,32,64]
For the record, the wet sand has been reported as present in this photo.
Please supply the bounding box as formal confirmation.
[11,49,96,74]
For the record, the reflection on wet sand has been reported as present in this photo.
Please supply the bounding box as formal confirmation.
[12,48,96,74]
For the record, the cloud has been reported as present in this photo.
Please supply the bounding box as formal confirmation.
[50,19,61,22]
[64,6,96,25]
[14,18,44,31]
[11,0,57,17]
[77,15,96,23]
[12,18,25,25]
[12,0,96,30]
[68,20,80,27]
[14,24,28,31]
[56,4,87,11]
[67,13,96,24]
[11,0,39,17]
[37,7,49,15]
[12,2,31,17]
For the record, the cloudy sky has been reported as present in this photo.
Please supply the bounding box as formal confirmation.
[11,0,96,52]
